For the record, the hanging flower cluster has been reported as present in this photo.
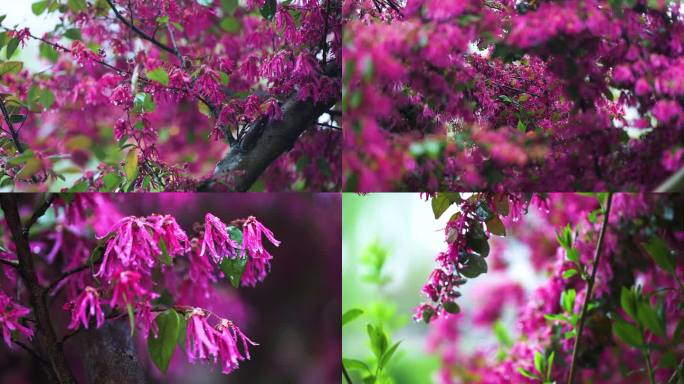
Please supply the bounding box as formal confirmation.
[0,194,280,377]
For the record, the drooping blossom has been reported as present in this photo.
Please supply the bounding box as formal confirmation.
[214,318,258,374]
[67,286,105,330]
[241,216,281,286]
[96,216,160,278]
[186,308,219,363]
[0,290,34,348]
[200,213,238,264]
[147,214,190,258]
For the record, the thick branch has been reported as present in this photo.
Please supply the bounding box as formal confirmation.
[0,195,76,384]
[567,193,613,384]
[201,65,340,191]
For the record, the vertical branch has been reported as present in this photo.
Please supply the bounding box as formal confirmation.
[0,195,76,384]
[567,193,613,384]
[0,96,26,153]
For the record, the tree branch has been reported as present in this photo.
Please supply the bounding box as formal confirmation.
[0,195,76,384]
[46,264,90,295]
[104,0,181,60]
[0,95,26,153]
[567,193,613,384]
[25,194,55,236]
[200,64,340,191]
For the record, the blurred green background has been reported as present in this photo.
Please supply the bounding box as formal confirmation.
[342,193,443,383]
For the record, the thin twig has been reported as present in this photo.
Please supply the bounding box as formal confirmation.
[46,265,90,295]
[567,193,613,384]
[24,194,55,236]
[13,339,46,363]
[104,0,181,60]
[0,258,19,268]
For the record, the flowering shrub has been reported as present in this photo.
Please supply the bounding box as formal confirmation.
[343,0,684,191]
[0,0,340,192]
[0,193,280,381]
[411,193,683,383]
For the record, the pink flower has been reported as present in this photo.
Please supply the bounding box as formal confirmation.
[67,286,105,330]
[200,213,238,264]
[651,99,683,123]
[241,217,280,286]
[147,214,190,258]
[96,216,160,278]
[109,270,150,308]
[215,318,257,374]
[186,308,219,363]
[0,290,34,348]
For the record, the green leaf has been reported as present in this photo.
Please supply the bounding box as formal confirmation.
[343,358,370,373]
[67,0,87,12]
[39,88,55,109]
[69,180,89,192]
[620,286,637,320]
[460,253,488,278]
[517,119,526,133]
[443,301,460,314]
[6,38,19,59]
[158,237,172,265]
[467,237,489,257]
[222,0,239,15]
[32,0,50,15]
[544,313,566,322]
[613,319,643,347]
[431,194,452,219]
[566,248,579,263]
[219,256,248,288]
[259,0,277,20]
[148,309,181,373]
[9,114,26,123]
[517,367,540,380]
[486,215,506,236]
[546,351,555,379]
[636,300,666,338]
[378,341,401,370]
[493,320,513,348]
[126,302,136,336]
[146,67,169,86]
[562,269,578,279]
[220,17,241,33]
[366,324,388,359]
[0,61,23,75]
[133,92,156,114]
[534,351,544,374]
[63,28,82,40]
[561,289,576,313]
[642,237,675,274]
[101,172,121,192]
[39,42,59,63]
[124,149,138,181]
[342,308,363,326]
[177,314,188,349]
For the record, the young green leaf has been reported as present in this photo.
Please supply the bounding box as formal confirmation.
[101,172,122,192]
[562,269,578,279]
[636,300,666,338]
[146,67,169,86]
[486,215,506,236]
[157,237,172,265]
[378,341,401,370]
[613,319,643,347]
[343,358,370,373]
[0,61,23,76]
[124,149,138,181]
[546,351,555,379]
[534,351,545,374]
[32,0,50,15]
[219,256,248,288]
[366,324,388,359]
[148,309,181,373]
[431,193,452,219]
[517,367,540,380]
[126,302,136,336]
[642,237,675,274]
[342,308,364,326]
[620,286,637,320]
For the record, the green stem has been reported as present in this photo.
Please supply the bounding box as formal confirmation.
[641,347,656,384]
[567,193,613,384]
[342,363,353,384]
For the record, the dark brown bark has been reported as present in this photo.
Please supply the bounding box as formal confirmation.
[0,195,76,384]
[199,64,341,192]
[80,319,146,384]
